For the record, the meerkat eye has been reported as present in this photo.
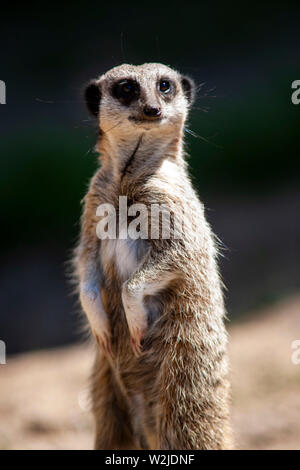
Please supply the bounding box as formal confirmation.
[112,79,140,105]
[121,82,133,93]
[159,80,171,93]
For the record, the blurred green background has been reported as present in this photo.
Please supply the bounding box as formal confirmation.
[0,2,299,353]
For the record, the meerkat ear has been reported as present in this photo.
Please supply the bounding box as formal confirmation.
[181,76,196,104]
[85,80,102,117]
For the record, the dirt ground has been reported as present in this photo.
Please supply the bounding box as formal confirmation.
[1,295,300,450]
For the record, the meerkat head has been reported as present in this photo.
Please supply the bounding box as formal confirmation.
[85,63,195,139]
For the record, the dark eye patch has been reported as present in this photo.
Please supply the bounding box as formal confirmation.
[112,79,140,106]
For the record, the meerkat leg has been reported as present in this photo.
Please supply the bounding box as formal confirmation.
[80,279,112,357]
[78,248,113,356]
[155,323,231,450]
[157,385,231,450]
[91,353,138,450]
[76,173,113,356]
[121,286,148,356]
[121,250,177,356]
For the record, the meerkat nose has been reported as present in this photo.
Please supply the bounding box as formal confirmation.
[143,105,162,119]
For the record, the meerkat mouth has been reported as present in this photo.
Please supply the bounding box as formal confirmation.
[128,116,163,124]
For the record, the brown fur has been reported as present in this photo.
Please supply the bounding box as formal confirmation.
[74,63,232,449]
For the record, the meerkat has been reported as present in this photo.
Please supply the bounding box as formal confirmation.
[74,63,232,450]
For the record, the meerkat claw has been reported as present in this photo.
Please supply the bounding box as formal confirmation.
[95,332,114,359]
[130,329,144,357]
[130,337,141,357]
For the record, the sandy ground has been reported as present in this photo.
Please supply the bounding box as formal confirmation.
[1,295,300,450]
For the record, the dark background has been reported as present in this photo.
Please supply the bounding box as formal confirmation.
[0,2,299,353]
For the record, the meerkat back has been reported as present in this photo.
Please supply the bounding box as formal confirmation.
[75,63,232,450]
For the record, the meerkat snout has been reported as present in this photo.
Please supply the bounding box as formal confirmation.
[143,105,162,119]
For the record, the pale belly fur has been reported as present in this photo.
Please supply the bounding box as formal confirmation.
[101,237,150,282]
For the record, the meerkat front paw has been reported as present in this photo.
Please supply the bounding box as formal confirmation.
[121,283,147,357]
[80,283,114,358]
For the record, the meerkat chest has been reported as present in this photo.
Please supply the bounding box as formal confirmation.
[101,238,149,281]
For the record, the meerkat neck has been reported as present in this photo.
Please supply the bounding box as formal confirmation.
[99,126,186,186]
